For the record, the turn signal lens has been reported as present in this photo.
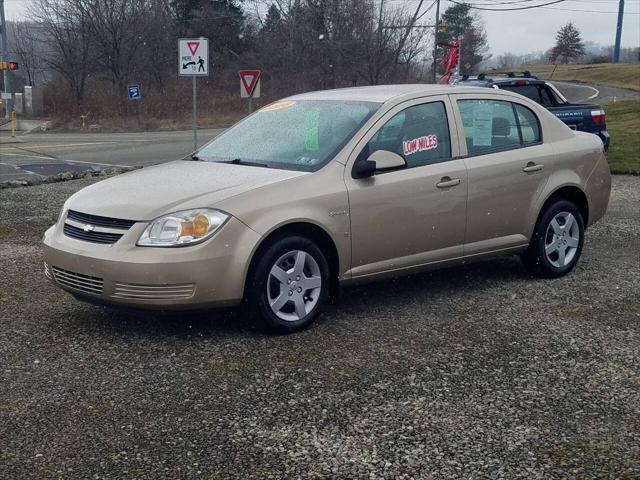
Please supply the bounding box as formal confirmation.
[193,214,210,237]
[179,214,209,238]
[138,209,229,247]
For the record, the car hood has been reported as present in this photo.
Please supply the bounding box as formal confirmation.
[67,161,308,220]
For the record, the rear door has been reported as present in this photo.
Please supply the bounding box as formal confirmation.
[450,95,555,255]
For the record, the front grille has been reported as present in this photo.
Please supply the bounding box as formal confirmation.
[113,282,196,300]
[67,210,136,230]
[63,223,123,244]
[51,266,104,295]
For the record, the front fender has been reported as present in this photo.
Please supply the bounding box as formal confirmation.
[216,161,351,281]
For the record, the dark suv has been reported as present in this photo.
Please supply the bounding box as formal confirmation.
[457,72,610,150]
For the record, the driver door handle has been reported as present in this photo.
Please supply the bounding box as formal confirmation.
[436,176,461,189]
[523,162,544,173]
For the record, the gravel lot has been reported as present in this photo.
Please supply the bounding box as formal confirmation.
[1,175,638,479]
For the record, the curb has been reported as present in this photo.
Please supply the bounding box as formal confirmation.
[0,166,142,189]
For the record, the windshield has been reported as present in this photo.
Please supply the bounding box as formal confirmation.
[196,100,380,171]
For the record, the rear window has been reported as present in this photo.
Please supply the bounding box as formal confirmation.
[499,84,560,107]
[515,104,541,145]
[458,99,520,155]
[457,99,542,155]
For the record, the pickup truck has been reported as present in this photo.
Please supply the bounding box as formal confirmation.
[457,72,610,150]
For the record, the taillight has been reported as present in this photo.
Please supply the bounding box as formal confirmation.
[591,109,606,124]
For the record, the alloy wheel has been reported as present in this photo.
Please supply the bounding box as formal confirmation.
[544,211,580,268]
[267,250,322,322]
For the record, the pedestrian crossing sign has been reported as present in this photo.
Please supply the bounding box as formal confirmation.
[178,38,209,76]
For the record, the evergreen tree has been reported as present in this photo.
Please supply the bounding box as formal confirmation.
[438,3,489,74]
[263,4,282,32]
[550,22,585,64]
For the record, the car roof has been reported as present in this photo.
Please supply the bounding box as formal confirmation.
[287,84,509,103]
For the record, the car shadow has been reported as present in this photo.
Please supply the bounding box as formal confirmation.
[77,305,260,338]
[66,254,532,339]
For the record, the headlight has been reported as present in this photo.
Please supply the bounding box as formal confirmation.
[57,200,70,225]
[137,209,229,247]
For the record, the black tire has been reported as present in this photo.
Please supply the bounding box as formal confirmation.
[247,235,330,333]
[522,199,585,278]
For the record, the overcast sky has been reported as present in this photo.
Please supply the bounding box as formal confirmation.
[4,0,640,56]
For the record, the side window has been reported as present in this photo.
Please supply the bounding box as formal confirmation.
[366,102,452,168]
[515,104,541,145]
[458,99,521,155]
[539,86,556,107]
[544,85,563,105]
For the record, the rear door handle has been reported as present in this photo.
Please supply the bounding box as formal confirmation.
[523,162,544,173]
[436,176,461,189]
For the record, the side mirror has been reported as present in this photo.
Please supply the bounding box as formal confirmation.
[352,150,406,179]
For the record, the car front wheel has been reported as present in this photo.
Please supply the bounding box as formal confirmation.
[522,199,585,278]
[248,235,330,333]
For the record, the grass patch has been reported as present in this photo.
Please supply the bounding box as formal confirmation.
[51,111,246,133]
[504,63,640,91]
[603,100,640,174]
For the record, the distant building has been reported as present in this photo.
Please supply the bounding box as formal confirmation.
[583,41,604,56]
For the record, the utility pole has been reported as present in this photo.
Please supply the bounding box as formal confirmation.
[457,35,462,78]
[613,0,624,63]
[0,0,12,119]
[432,0,440,83]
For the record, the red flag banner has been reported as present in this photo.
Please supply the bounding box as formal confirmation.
[439,41,459,85]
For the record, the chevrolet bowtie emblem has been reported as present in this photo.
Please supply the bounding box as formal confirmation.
[83,224,95,232]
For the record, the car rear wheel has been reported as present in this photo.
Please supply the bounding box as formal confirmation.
[522,199,585,278]
[248,235,329,333]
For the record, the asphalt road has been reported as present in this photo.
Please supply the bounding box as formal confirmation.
[0,129,224,182]
[551,80,639,103]
[1,81,637,183]
[0,174,639,479]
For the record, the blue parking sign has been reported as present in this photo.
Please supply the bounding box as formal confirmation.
[127,84,141,101]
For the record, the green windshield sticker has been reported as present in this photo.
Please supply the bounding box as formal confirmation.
[304,109,320,151]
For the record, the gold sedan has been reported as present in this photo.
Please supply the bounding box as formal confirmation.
[43,85,611,332]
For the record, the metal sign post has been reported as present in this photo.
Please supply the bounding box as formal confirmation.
[178,38,209,152]
[192,76,197,151]
[127,84,142,126]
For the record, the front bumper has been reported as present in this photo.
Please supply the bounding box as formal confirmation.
[43,217,261,310]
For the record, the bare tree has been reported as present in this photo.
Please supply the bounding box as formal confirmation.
[137,0,177,88]
[29,0,94,107]
[9,22,46,86]
[20,0,458,119]
[82,0,147,96]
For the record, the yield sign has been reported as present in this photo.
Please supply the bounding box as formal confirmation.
[239,70,261,98]
[187,41,200,56]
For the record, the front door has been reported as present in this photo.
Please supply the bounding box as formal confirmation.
[344,97,468,279]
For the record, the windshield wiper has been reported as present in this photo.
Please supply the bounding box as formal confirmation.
[226,158,269,168]
[190,154,203,161]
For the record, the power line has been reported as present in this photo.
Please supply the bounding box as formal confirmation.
[458,0,639,14]
[448,0,568,11]
[457,0,639,10]
[541,4,639,13]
